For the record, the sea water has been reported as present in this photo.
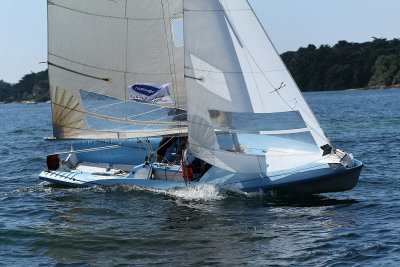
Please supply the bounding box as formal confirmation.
[0,89,399,266]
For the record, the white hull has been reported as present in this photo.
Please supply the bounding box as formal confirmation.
[39,140,362,194]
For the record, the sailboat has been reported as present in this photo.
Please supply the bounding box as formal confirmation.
[39,0,362,194]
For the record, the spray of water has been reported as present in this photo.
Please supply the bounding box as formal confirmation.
[2,181,267,202]
[87,183,229,201]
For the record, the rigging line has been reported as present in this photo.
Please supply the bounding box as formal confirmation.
[88,102,165,119]
[153,137,174,155]
[87,139,133,149]
[111,115,188,132]
[136,139,148,160]
[54,125,188,139]
[165,0,181,112]
[140,136,151,154]
[127,106,166,119]
[48,62,111,82]
[161,0,177,104]
[163,1,185,139]
[182,4,187,139]
[108,109,188,131]
[137,113,175,132]
[55,144,122,156]
[132,111,188,126]
[95,139,145,149]
[87,101,123,112]
[53,121,187,134]
[51,102,186,126]
[124,0,129,102]
[220,1,330,144]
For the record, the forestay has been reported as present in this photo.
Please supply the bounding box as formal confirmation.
[184,0,331,174]
[47,0,186,139]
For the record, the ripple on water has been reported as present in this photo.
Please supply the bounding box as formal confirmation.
[1,91,400,265]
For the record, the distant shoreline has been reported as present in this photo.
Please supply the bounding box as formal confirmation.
[0,100,46,105]
[343,84,400,91]
[1,86,400,105]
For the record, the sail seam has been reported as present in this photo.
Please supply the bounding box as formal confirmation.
[213,127,310,135]
[245,0,331,147]
[49,2,182,21]
[188,120,310,135]
[190,143,260,157]
[184,66,287,74]
[190,143,320,157]
[221,0,264,112]
[217,0,331,146]
[244,0,330,146]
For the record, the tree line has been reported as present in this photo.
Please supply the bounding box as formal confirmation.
[1,38,399,103]
[281,38,400,91]
[0,70,48,103]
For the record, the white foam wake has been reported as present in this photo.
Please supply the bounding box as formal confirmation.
[151,183,227,201]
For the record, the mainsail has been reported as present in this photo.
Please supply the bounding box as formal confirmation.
[184,0,331,174]
[47,0,332,175]
[47,0,186,139]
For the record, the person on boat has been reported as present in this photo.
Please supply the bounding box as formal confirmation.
[181,139,204,181]
[156,108,187,163]
[156,136,178,163]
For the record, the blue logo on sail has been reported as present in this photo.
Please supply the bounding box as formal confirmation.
[129,83,174,104]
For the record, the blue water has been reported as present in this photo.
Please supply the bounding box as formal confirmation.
[1,89,399,266]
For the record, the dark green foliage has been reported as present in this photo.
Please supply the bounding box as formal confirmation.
[368,54,400,87]
[0,38,399,103]
[282,38,400,91]
[0,70,49,103]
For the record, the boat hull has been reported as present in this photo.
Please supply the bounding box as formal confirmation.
[39,140,362,194]
[39,161,362,194]
[268,161,362,194]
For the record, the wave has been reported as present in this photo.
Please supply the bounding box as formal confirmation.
[1,180,358,208]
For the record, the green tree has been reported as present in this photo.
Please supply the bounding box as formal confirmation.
[0,70,49,103]
[368,54,400,87]
[392,70,400,85]
[282,38,400,91]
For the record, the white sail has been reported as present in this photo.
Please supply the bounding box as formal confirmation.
[184,0,331,173]
[47,0,186,139]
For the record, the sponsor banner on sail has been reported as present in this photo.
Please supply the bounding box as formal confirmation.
[129,83,174,105]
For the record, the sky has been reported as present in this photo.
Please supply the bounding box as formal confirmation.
[1,0,399,84]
